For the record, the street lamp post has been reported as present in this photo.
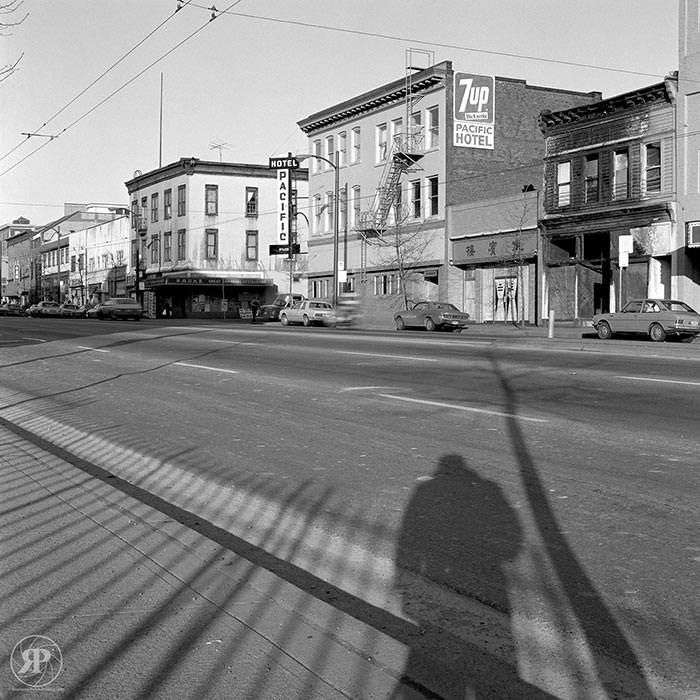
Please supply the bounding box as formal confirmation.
[297,151,340,307]
[130,207,148,307]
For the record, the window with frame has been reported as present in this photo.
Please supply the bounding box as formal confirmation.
[338,132,347,167]
[325,135,335,169]
[339,187,347,232]
[428,176,439,216]
[177,185,186,216]
[116,250,124,266]
[246,187,258,217]
[313,194,322,235]
[411,110,423,140]
[141,196,148,219]
[557,161,571,206]
[645,143,661,193]
[205,229,218,259]
[351,127,361,163]
[311,279,329,298]
[150,235,159,264]
[205,185,218,216]
[163,231,172,262]
[312,140,322,173]
[246,230,259,261]
[164,189,172,219]
[131,200,138,228]
[373,274,394,295]
[613,149,629,199]
[427,106,439,149]
[411,179,422,218]
[324,191,334,232]
[177,229,186,260]
[351,186,361,228]
[151,193,159,222]
[584,155,599,203]
[376,123,388,162]
[391,117,403,147]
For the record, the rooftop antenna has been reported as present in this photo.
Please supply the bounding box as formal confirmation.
[209,139,231,162]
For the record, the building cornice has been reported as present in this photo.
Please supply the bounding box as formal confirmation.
[125,158,308,193]
[538,74,678,134]
[297,62,451,134]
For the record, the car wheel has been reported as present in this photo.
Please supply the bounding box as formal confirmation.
[597,321,613,340]
[424,317,436,332]
[649,323,666,342]
[395,316,406,331]
[280,314,289,326]
[302,315,311,327]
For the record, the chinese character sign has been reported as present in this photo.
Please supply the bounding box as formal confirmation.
[453,72,495,150]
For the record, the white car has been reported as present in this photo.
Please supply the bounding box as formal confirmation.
[279,300,335,327]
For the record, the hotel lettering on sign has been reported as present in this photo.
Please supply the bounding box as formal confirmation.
[277,169,290,243]
[453,72,495,150]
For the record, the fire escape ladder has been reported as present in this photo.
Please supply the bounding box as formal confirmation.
[357,134,424,238]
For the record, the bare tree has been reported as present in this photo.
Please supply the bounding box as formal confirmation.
[364,199,435,312]
[1,0,27,83]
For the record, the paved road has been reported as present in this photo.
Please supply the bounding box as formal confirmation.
[0,318,698,699]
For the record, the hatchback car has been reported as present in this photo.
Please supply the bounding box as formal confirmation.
[394,302,470,332]
[95,297,143,321]
[593,299,700,342]
[27,301,61,317]
[279,300,335,327]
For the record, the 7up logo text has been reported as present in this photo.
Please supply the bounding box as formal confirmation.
[454,73,494,122]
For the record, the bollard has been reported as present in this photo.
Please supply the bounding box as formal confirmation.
[548,309,555,338]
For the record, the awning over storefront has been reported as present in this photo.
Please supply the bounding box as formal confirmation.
[451,230,537,265]
[144,273,274,288]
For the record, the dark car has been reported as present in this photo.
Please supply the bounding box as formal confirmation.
[592,298,700,342]
[0,302,25,316]
[95,297,143,321]
[261,293,307,321]
[394,301,470,332]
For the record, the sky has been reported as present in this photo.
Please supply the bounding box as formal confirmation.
[0,0,679,226]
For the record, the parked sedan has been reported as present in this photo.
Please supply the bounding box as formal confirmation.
[394,301,470,332]
[593,298,700,342]
[95,297,143,320]
[27,301,61,317]
[279,300,335,327]
[0,302,25,316]
[59,303,82,318]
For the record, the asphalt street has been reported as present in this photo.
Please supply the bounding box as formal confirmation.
[1,317,699,699]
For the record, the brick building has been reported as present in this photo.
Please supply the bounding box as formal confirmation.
[298,57,600,324]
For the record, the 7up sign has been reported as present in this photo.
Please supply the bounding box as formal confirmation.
[453,72,495,150]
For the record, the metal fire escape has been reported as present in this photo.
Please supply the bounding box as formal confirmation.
[356,49,433,241]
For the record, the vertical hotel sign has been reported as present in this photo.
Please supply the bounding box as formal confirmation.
[270,156,299,244]
[453,72,495,150]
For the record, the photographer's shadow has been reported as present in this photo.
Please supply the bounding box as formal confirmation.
[391,454,526,700]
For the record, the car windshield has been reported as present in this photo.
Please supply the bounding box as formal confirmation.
[309,302,331,309]
[435,303,460,311]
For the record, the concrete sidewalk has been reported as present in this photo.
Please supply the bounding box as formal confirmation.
[0,422,427,700]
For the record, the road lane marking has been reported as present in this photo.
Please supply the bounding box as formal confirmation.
[76,346,110,353]
[22,337,47,342]
[615,375,700,387]
[173,362,238,374]
[337,351,437,362]
[377,393,548,423]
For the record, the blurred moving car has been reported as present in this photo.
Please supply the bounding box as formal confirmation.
[394,301,470,332]
[592,298,700,342]
[261,293,306,321]
[279,300,335,327]
[94,297,143,321]
[0,302,25,316]
[59,303,82,318]
[27,301,61,317]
